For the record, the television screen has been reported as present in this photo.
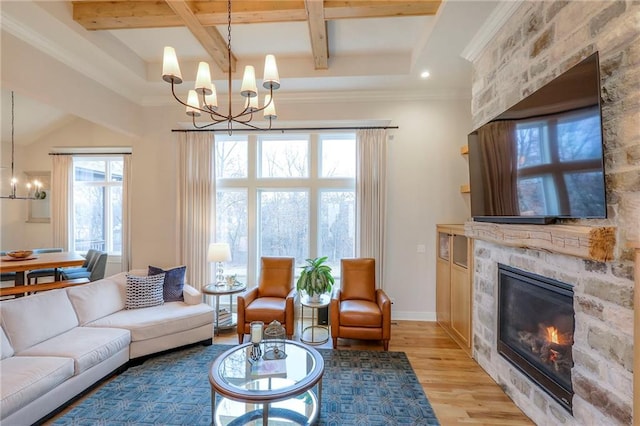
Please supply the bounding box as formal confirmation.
[468,52,606,224]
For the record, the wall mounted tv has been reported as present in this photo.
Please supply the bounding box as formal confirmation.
[468,52,606,225]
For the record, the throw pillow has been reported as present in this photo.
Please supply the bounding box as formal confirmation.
[125,273,165,309]
[148,265,186,302]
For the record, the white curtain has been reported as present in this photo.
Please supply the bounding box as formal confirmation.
[355,129,388,289]
[51,155,72,250]
[121,154,132,271]
[177,132,215,290]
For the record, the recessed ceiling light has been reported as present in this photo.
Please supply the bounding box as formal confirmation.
[420,70,431,79]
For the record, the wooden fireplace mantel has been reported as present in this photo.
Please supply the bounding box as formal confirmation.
[464,221,616,262]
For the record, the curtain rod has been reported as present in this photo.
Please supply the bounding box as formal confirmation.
[171,125,398,133]
[48,152,132,156]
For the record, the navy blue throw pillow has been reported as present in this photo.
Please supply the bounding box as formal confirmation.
[148,265,186,302]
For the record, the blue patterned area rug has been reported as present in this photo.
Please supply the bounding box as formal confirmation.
[50,344,439,426]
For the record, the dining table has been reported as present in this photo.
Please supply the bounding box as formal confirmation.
[0,252,86,285]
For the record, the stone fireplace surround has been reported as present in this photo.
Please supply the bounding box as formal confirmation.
[466,1,638,424]
[467,222,632,425]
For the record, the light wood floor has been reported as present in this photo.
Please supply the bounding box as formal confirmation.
[220,320,534,426]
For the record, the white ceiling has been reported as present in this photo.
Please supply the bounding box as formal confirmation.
[1,0,509,146]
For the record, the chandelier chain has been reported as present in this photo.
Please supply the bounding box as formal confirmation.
[11,91,15,177]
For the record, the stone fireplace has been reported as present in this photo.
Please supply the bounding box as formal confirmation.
[469,232,632,425]
[467,1,637,424]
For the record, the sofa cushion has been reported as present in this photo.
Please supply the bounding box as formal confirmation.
[86,302,213,342]
[1,327,14,359]
[18,327,130,375]
[0,356,74,418]
[66,277,126,325]
[0,289,79,353]
[125,273,165,309]
[148,265,186,302]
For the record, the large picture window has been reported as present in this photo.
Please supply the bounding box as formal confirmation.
[71,156,124,255]
[215,133,356,285]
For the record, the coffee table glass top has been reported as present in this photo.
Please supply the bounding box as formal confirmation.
[210,341,323,401]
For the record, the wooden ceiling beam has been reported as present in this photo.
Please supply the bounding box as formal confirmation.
[164,0,236,73]
[305,0,328,70]
[72,1,441,30]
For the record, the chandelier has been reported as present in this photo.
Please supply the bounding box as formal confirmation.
[162,0,280,134]
[1,91,44,200]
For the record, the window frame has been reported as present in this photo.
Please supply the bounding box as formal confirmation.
[70,155,124,256]
[215,132,356,284]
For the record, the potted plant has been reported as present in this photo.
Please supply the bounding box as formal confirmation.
[296,256,335,302]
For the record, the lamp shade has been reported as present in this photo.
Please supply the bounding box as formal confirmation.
[208,243,231,263]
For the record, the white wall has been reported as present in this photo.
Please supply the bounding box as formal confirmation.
[1,26,472,318]
[1,96,471,319]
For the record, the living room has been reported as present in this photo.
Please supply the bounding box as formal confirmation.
[1,1,638,425]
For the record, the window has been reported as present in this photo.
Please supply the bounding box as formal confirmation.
[215,133,356,285]
[71,156,124,255]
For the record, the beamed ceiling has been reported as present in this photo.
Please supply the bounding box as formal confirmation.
[72,1,442,71]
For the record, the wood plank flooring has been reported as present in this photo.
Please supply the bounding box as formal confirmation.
[219,319,534,426]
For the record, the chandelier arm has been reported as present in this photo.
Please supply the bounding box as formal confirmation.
[191,115,224,129]
[229,86,275,120]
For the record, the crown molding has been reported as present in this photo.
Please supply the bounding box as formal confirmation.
[460,1,521,63]
[142,87,471,107]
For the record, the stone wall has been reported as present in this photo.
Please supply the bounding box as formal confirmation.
[470,1,638,425]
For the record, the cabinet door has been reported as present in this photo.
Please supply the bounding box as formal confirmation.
[436,232,451,326]
[450,263,470,347]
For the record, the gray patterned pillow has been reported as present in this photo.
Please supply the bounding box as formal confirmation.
[125,273,165,309]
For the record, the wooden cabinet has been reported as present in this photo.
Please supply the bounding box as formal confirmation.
[436,224,473,355]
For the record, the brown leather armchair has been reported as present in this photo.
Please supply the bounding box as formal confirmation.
[330,258,391,350]
[237,257,296,344]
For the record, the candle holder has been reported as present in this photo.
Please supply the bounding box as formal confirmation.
[249,342,262,363]
[248,321,264,363]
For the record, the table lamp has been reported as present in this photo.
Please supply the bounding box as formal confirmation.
[208,243,232,286]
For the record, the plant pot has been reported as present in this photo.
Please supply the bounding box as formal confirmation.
[309,293,321,303]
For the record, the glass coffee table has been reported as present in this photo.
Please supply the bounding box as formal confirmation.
[209,340,324,425]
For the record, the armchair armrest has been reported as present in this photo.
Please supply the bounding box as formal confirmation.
[376,289,392,340]
[330,288,342,337]
[183,284,202,305]
[237,287,259,334]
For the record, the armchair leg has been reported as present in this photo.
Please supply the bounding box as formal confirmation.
[383,340,389,351]
[238,333,244,344]
[332,337,338,348]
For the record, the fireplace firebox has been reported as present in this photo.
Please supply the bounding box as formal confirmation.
[497,264,574,412]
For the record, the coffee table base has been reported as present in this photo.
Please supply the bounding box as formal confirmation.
[214,390,319,426]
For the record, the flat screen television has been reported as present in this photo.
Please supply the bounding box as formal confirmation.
[468,52,606,225]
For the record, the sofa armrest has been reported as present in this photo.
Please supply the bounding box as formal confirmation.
[183,284,202,305]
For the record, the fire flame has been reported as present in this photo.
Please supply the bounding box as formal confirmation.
[546,326,559,344]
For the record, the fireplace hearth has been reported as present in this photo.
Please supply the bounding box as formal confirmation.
[497,264,575,412]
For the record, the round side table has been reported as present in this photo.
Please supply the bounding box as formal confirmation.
[300,294,330,345]
[202,283,246,335]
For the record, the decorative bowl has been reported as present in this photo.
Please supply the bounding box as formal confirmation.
[6,250,33,259]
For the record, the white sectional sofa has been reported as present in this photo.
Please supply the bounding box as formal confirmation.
[0,271,214,425]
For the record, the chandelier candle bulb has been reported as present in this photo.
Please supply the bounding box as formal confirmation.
[240,65,258,97]
[263,54,280,89]
[263,94,276,119]
[195,62,213,95]
[186,90,201,117]
[205,84,218,110]
[162,46,182,84]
